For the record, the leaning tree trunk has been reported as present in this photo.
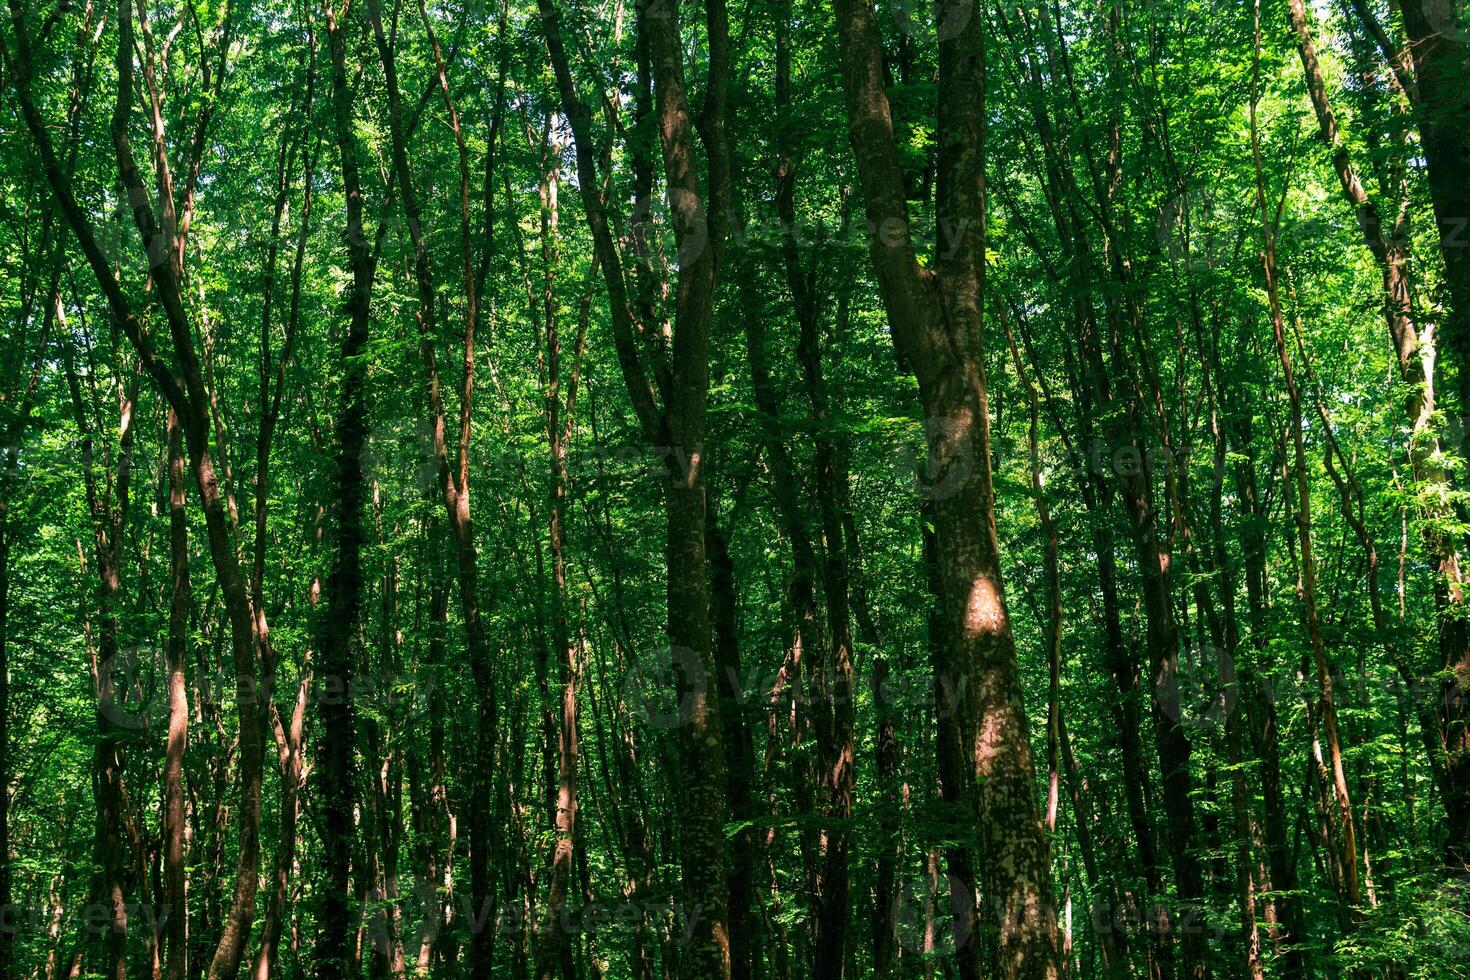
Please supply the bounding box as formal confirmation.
[1289,0,1470,874]
[13,2,277,973]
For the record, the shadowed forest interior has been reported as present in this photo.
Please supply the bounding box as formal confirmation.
[1,0,1470,976]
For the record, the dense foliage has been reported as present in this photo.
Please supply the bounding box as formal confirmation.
[1,0,1469,977]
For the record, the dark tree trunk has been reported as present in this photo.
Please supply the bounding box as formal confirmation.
[707,515,757,980]
[1390,0,1470,876]
[869,656,900,978]
[0,466,10,980]
[314,3,376,973]
[645,1,734,970]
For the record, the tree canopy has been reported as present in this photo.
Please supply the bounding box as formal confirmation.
[1,0,1469,977]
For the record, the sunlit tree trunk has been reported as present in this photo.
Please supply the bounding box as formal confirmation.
[832,1,1062,974]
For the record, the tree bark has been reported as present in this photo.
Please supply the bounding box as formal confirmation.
[163,410,190,980]
[61,321,138,980]
[831,0,1063,974]
[314,2,377,973]
[1251,13,1362,911]
[707,513,758,980]
[773,7,857,972]
[366,3,504,972]
[0,194,59,980]
[538,0,736,973]
[533,132,588,980]
[1289,0,1470,873]
[1393,0,1470,877]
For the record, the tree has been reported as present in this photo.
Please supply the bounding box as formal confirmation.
[2,0,1469,977]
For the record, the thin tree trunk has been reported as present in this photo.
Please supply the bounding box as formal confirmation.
[534,133,589,980]
[1288,1,1470,871]
[774,6,857,970]
[1251,7,1362,912]
[163,410,190,980]
[367,2,503,968]
[538,0,736,973]
[0,206,60,980]
[1396,0,1470,875]
[61,318,140,980]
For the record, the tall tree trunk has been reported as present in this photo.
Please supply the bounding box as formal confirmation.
[1251,11,1362,911]
[253,35,318,974]
[738,260,822,963]
[163,410,190,980]
[0,454,10,980]
[869,655,901,978]
[832,0,1063,974]
[585,396,656,980]
[366,3,504,972]
[534,135,589,980]
[1289,0,1470,873]
[990,11,1176,958]
[409,517,454,975]
[21,0,274,971]
[315,2,376,973]
[644,1,734,971]
[0,208,59,980]
[773,6,857,971]
[1393,0,1470,431]
[1229,397,1309,976]
[1002,320,1074,973]
[1194,362,1268,980]
[538,0,736,973]
[60,317,139,980]
[707,514,757,980]
[1389,0,1470,876]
